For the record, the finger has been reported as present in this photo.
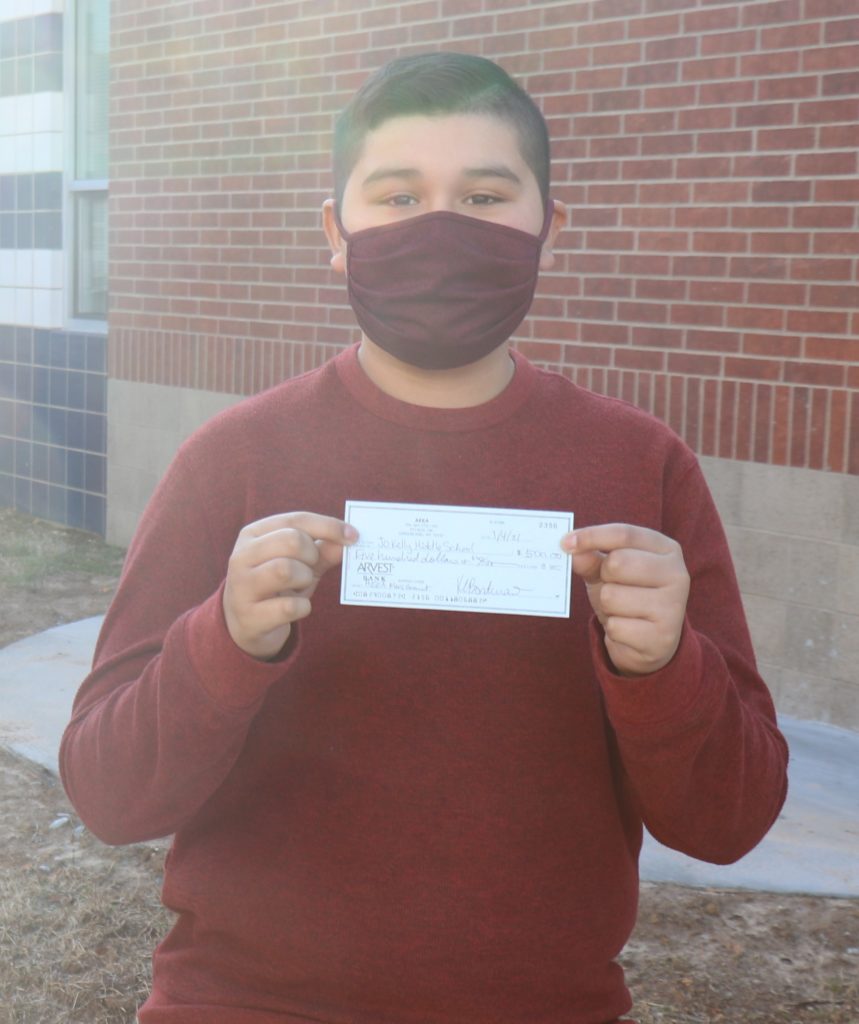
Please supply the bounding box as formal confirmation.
[598,548,681,587]
[239,529,321,572]
[242,512,358,546]
[562,523,676,557]
[598,582,660,622]
[313,536,351,577]
[603,615,681,675]
[247,594,313,634]
[244,558,316,602]
[602,615,656,657]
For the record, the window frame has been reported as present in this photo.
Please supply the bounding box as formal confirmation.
[64,0,109,334]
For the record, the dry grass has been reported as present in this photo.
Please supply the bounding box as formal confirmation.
[0,508,126,651]
[0,750,171,1024]
[0,508,125,590]
[0,509,165,1024]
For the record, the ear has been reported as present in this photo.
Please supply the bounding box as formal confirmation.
[322,198,347,275]
[538,199,567,272]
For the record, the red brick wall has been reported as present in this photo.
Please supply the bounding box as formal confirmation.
[109,0,859,474]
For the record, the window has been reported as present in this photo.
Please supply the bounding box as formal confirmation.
[69,0,108,324]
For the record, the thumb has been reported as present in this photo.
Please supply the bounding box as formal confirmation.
[561,534,606,586]
[571,550,608,627]
[314,525,358,577]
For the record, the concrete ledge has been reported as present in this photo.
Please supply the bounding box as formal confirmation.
[0,616,103,775]
[640,717,859,897]
[1,617,858,897]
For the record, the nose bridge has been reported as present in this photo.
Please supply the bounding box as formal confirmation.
[425,171,461,214]
[425,197,457,214]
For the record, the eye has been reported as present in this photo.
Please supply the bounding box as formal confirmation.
[464,193,503,206]
[383,194,418,207]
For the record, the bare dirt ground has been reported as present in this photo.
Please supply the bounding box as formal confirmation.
[1,508,857,1024]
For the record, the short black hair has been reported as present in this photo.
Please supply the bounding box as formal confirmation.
[333,52,551,207]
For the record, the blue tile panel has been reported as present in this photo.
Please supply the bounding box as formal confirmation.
[0,324,107,536]
[0,172,63,249]
[0,14,63,98]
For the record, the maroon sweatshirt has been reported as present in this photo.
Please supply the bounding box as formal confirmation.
[61,346,787,1024]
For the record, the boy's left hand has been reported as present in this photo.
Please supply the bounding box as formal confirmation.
[561,524,690,677]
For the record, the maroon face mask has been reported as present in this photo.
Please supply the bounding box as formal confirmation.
[334,203,554,370]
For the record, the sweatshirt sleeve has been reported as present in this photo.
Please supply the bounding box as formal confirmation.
[59,432,295,846]
[592,456,789,865]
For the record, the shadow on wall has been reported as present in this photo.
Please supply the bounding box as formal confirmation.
[701,456,859,731]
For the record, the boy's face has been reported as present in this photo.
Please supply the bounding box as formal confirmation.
[325,112,561,273]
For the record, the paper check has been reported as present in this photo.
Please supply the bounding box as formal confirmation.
[340,501,574,618]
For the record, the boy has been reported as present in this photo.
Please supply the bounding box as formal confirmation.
[61,53,788,1024]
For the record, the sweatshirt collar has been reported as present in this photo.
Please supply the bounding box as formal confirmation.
[334,343,537,433]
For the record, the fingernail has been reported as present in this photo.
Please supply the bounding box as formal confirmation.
[344,524,359,543]
[561,533,577,552]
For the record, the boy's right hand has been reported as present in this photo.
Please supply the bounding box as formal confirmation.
[223,512,358,661]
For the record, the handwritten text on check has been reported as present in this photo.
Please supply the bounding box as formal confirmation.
[340,502,574,618]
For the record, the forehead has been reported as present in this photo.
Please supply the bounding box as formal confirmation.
[352,112,531,179]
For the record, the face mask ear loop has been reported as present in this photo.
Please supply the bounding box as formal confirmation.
[333,203,353,243]
[537,199,555,245]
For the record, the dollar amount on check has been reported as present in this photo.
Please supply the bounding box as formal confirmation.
[340,501,574,618]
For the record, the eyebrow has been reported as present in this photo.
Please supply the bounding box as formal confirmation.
[464,165,523,185]
[361,164,523,188]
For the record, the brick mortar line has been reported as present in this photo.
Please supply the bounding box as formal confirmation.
[738,593,858,617]
[106,132,845,149]
[106,185,858,197]
[106,33,858,64]
[822,383,834,470]
[106,91,855,116]
[106,174,859,191]
[108,214,849,230]
[98,373,852,400]
[109,65,856,91]
[755,658,855,684]
[107,275,859,291]
[109,120,856,138]
[107,13,859,52]
[98,321,859,368]
[106,0,859,18]
[728,523,859,548]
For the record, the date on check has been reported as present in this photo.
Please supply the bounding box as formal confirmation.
[340,501,574,618]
